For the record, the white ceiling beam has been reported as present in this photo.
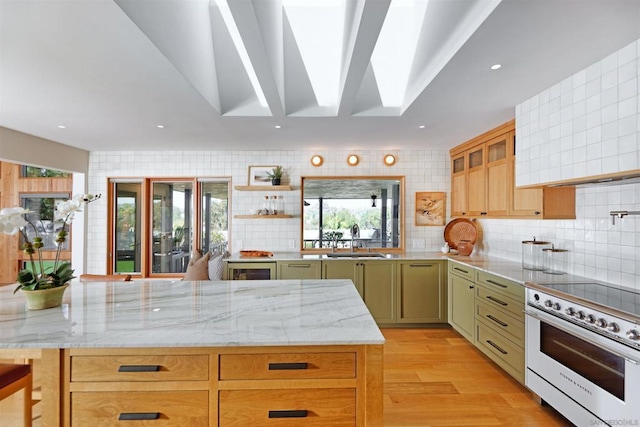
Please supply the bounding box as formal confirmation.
[337,0,391,117]
[225,0,284,117]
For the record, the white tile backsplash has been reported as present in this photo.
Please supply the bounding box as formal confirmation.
[86,149,451,273]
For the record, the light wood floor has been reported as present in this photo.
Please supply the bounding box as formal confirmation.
[0,327,572,426]
[382,327,572,426]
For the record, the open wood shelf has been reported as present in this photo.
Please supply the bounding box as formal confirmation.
[234,185,292,191]
[234,214,293,219]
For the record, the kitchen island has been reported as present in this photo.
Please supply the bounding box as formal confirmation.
[0,279,384,426]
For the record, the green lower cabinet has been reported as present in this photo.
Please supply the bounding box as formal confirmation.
[360,260,396,324]
[322,260,361,295]
[396,261,446,323]
[277,260,321,279]
[448,266,475,341]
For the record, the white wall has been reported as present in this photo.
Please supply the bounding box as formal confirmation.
[515,39,639,186]
[86,149,451,274]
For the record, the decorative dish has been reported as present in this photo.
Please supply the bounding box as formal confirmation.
[239,250,273,258]
[443,218,477,250]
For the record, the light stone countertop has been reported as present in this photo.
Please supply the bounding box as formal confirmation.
[0,279,385,349]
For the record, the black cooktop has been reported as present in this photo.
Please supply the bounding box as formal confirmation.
[535,282,640,320]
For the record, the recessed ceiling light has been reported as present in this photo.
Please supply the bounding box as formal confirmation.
[347,154,359,166]
[57,125,66,129]
[383,154,396,166]
[490,64,502,70]
[310,155,324,167]
[275,125,282,129]
[157,125,164,129]
[418,125,425,129]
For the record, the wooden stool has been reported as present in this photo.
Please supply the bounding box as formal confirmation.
[0,363,32,427]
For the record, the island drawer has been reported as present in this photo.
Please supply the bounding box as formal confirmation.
[219,388,355,426]
[449,261,475,281]
[72,390,208,425]
[71,354,209,382]
[219,352,356,380]
[475,284,524,320]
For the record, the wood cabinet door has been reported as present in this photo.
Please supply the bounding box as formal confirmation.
[466,146,486,216]
[451,154,467,216]
[486,134,509,216]
[396,261,445,323]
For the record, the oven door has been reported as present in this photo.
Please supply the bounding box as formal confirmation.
[526,308,640,425]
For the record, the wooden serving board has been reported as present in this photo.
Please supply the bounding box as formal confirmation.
[239,250,273,258]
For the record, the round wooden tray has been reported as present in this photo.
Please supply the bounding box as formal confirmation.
[444,218,477,249]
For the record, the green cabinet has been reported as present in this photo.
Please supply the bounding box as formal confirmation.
[396,261,446,323]
[447,261,475,341]
[321,259,395,324]
[277,260,321,280]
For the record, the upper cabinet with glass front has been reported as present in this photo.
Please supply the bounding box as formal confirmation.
[449,120,575,219]
[301,177,404,253]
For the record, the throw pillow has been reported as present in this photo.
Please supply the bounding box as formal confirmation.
[183,251,211,281]
[208,252,225,281]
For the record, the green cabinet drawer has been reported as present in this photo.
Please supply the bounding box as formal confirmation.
[475,300,524,347]
[475,321,524,384]
[448,261,475,281]
[475,284,524,320]
[475,270,524,300]
[277,260,321,279]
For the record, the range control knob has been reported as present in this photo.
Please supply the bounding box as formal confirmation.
[575,311,586,320]
[607,323,620,333]
[596,318,608,328]
[565,307,576,316]
[544,300,553,308]
[586,314,597,324]
[552,302,561,311]
[627,330,640,340]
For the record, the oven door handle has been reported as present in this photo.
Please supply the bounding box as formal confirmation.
[525,310,639,365]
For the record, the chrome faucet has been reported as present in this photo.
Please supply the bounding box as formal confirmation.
[351,224,360,249]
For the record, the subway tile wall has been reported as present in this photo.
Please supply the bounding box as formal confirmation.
[86,149,450,274]
[476,182,640,290]
[515,39,639,186]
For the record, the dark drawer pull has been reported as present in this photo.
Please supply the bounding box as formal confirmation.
[486,295,508,306]
[486,279,507,288]
[289,264,311,268]
[268,362,308,370]
[119,412,160,421]
[486,340,508,355]
[486,314,508,327]
[409,264,433,267]
[454,267,469,274]
[269,410,308,418]
[118,365,160,372]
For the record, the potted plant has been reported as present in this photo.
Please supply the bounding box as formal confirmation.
[0,193,101,309]
[266,166,284,186]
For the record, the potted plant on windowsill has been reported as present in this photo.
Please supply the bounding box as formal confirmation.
[0,193,101,310]
[266,166,284,186]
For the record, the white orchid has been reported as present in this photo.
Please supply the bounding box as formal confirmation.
[0,207,31,235]
[2,193,101,292]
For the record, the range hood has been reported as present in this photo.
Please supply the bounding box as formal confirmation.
[547,171,640,188]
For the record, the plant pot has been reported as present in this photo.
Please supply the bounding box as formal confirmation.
[271,178,281,186]
[21,283,69,310]
[457,240,474,256]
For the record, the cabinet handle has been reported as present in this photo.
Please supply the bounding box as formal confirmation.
[486,340,508,355]
[269,410,308,418]
[409,264,433,267]
[486,279,507,288]
[480,212,487,215]
[268,362,308,370]
[486,314,508,327]
[486,295,508,306]
[288,264,311,268]
[534,211,541,215]
[469,285,474,289]
[118,365,160,372]
[119,412,160,420]
[454,267,469,274]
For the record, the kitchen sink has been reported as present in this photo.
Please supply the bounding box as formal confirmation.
[325,252,387,258]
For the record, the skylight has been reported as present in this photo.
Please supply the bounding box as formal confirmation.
[283,0,345,107]
[214,0,268,108]
[371,0,429,108]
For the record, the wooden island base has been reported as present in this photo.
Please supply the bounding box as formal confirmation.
[45,344,382,426]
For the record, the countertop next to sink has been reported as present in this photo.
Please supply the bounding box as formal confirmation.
[228,251,630,290]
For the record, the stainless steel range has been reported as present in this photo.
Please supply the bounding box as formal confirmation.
[525,281,640,427]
